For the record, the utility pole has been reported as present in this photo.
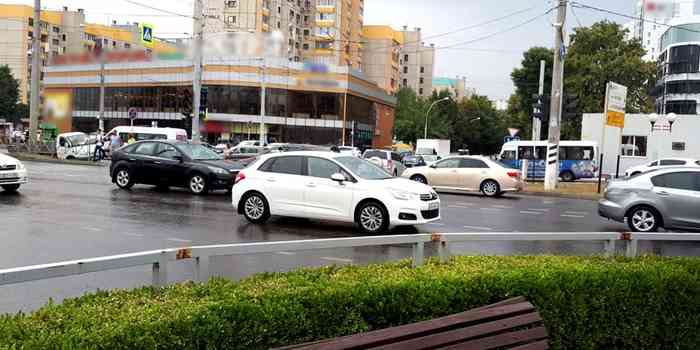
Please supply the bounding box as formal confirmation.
[191,0,204,144]
[544,0,567,192]
[98,56,105,131]
[533,60,545,141]
[259,59,266,145]
[28,0,41,144]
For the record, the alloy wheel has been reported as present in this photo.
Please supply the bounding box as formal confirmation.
[482,181,499,196]
[360,205,384,232]
[116,170,130,187]
[632,209,656,232]
[190,175,205,194]
[245,195,265,220]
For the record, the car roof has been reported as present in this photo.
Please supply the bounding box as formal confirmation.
[655,157,698,162]
[638,166,700,177]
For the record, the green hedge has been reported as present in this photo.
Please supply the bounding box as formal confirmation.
[2,256,700,349]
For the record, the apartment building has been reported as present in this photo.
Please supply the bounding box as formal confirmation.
[203,0,363,68]
[623,0,694,61]
[399,27,435,98]
[361,25,402,94]
[0,4,175,104]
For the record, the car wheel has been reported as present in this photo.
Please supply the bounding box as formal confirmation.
[481,180,501,197]
[560,171,575,182]
[410,175,428,185]
[114,168,134,189]
[242,192,270,224]
[356,201,389,234]
[188,173,208,195]
[627,206,661,232]
[1,184,20,193]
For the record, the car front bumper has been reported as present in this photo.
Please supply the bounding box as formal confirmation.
[0,168,29,186]
[598,199,625,222]
[390,199,441,226]
[209,172,237,190]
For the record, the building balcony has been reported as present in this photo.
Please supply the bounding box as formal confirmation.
[315,19,335,27]
[316,5,335,14]
[262,22,269,31]
[315,33,334,41]
[262,7,270,15]
[314,48,334,56]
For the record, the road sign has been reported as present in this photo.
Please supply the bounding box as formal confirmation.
[605,82,627,128]
[141,23,154,47]
[504,136,520,143]
[128,107,138,121]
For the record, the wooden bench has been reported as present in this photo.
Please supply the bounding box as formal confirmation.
[274,297,548,350]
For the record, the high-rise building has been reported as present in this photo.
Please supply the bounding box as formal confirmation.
[0,4,175,104]
[398,27,435,98]
[625,0,694,61]
[432,76,471,100]
[203,0,364,69]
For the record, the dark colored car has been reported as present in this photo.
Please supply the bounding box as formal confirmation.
[110,140,244,195]
[402,155,426,168]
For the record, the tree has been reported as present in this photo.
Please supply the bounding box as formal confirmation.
[510,47,554,122]
[394,88,450,143]
[0,65,20,123]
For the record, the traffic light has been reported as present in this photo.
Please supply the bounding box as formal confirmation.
[532,94,550,121]
[563,94,579,119]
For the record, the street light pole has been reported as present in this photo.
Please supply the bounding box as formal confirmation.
[424,97,450,139]
[28,0,41,145]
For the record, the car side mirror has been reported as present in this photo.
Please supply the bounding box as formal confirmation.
[173,155,184,163]
[430,164,437,169]
[330,173,346,183]
[437,156,442,160]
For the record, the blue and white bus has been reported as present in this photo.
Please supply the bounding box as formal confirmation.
[498,141,598,181]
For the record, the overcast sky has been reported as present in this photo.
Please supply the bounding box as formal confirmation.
[4,0,691,99]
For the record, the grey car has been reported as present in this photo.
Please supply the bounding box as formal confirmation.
[599,168,700,232]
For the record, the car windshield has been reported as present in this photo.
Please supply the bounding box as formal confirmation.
[422,155,438,162]
[335,156,392,180]
[66,134,88,145]
[178,144,223,160]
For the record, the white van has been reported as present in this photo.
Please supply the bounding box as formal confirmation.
[56,132,96,160]
[104,126,188,153]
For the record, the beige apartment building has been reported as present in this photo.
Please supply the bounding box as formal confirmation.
[361,25,436,97]
[0,4,175,104]
[203,0,363,69]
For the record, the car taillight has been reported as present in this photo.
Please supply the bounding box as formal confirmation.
[507,171,519,179]
[235,172,246,184]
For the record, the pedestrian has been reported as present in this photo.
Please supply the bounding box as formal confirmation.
[127,133,136,145]
[93,129,105,161]
[110,132,122,151]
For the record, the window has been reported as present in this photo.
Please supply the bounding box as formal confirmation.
[560,146,594,160]
[390,152,402,162]
[501,150,516,160]
[419,77,424,84]
[262,156,303,175]
[227,16,236,24]
[402,79,407,87]
[226,0,237,7]
[363,150,387,159]
[621,136,647,157]
[303,43,309,50]
[461,158,489,168]
[307,157,341,178]
[435,158,461,168]
[52,26,60,33]
[277,21,281,29]
[665,100,696,114]
[419,88,424,95]
[660,159,687,166]
[403,66,408,74]
[651,172,700,191]
[303,29,309,36]
[52,39,59,46]
[154,143,180,159]
[420,66,424,73]
[133,142,157,156]
[404,54,408,62]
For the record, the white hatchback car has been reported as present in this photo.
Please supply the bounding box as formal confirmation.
[0,152,28,192]
[232,152,440,233]
[624,158,699,177]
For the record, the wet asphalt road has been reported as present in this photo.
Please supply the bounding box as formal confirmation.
[0,160,698,314]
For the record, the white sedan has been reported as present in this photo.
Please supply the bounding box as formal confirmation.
[624,158,700,177]
[232,151,440,234]
[0,152,28,192]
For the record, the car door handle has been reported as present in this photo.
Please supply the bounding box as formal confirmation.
[306,182,317,188]
[128,158,136,162]
[656,190,670,196]
[266,178,277,183]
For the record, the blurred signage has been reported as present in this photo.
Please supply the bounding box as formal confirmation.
[51,50,152,65]
[605,82,627,128]
[128,107,139,121]
[44,91,72,120]
[141,23,155,47]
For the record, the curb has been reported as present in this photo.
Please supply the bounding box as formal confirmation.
[518,191,601,201]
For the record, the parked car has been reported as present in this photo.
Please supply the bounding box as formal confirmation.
[624,158,700,177]
[599,167,700,232]
[402,155,426,168]
[202,143,224,154]
[337,146,361,157]
[110,140,243,195]
[402,156,522,197]
[419,154,441,166]
[225,145,266,160]
[232,152,440,234]
[0,152,28,192]
[362,149,406,176]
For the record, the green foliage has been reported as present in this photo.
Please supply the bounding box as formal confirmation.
[509,21,656,140]
[2,256,700,349]
[0,65,21,123]
[394,88,450,143]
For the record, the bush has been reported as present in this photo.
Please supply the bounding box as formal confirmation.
[2,256,700,349]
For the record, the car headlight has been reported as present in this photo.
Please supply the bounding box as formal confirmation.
[207,166,228,175]
[16,162,25,170]
[389,188,419,201]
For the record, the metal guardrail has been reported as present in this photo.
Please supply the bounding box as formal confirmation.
[1,232,699,288]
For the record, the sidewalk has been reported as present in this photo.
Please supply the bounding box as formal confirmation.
[521,181,605,200]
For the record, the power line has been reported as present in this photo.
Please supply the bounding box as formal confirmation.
[122,0,194,19]
[571,1,700,35]
[569,4,584,28]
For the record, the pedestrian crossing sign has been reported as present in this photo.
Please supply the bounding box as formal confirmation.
[141,23,154,47]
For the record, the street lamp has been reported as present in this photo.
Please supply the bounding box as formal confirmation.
[647,112,678,160]
[469,117,481,123]
[424,97,450,139]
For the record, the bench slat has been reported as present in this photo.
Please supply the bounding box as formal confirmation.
[281,302,536,350]
[509,339,549,350]
[376,312,542,350]
[439,326,549,350]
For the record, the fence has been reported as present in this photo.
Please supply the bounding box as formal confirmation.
[1,232,700,288]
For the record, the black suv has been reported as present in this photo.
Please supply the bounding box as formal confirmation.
[110,140,243,195]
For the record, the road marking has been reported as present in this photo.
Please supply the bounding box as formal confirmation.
[320,256,353,263]
[529,208,549,212]
[480,207,502,211]
[560,214,586,218]
[456,202,474,206]
[276,251,296,256]
[122,232,144,238]
[166,237,192,243]
[428,223,445,226]
[520,210,543,215]
[491,205,513,209]
[83,226,102,232]
[564,211,588,215]
[463,225,494,231]
[448,205,472,209]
